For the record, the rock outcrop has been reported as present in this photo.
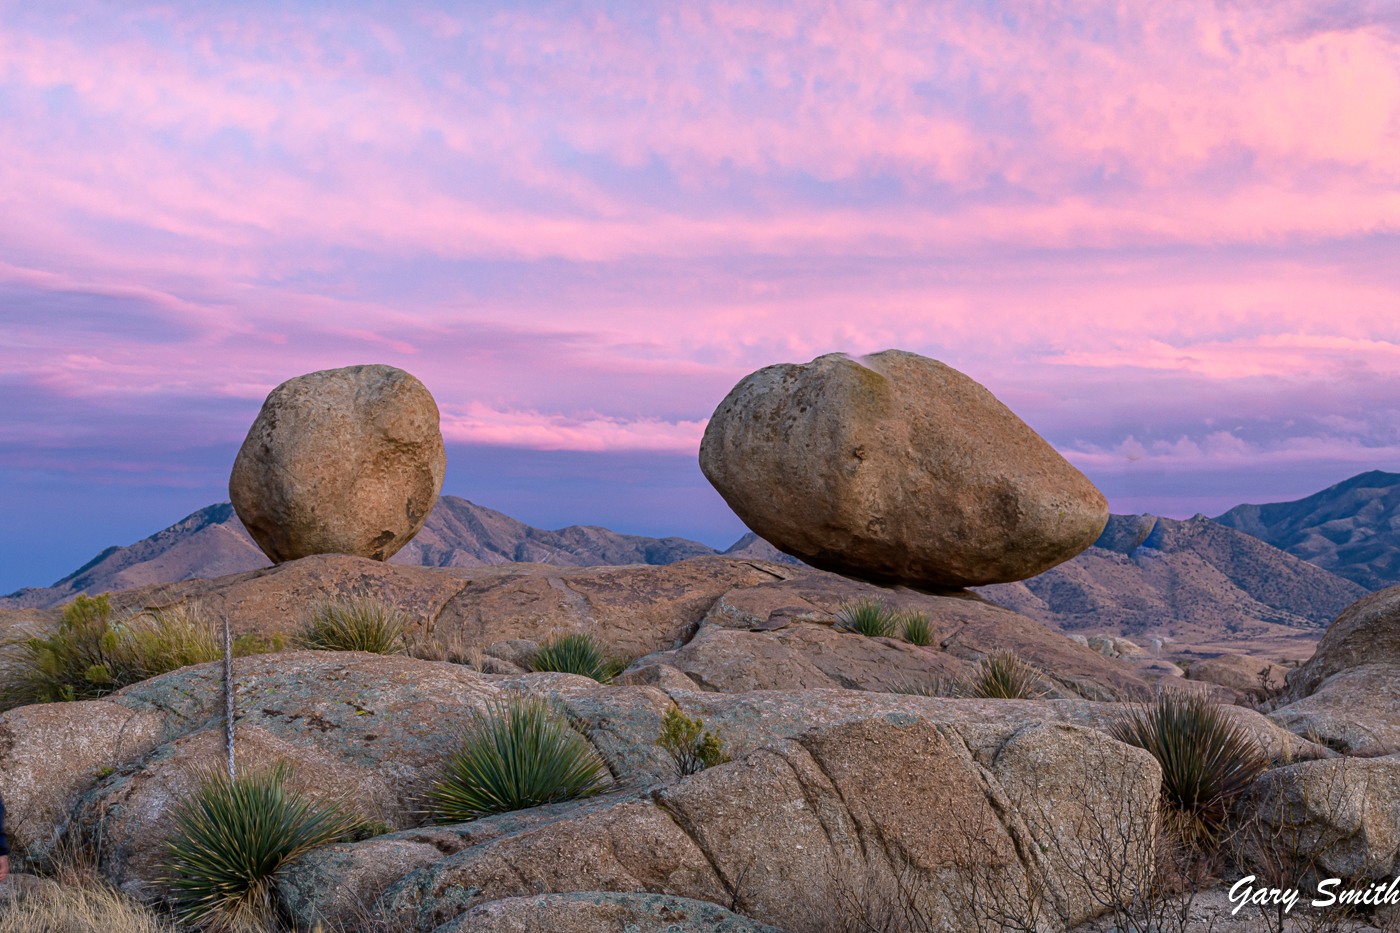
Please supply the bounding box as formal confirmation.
[699,351,1108,589]
[1269,586,1400,755]
[229,365,446,563]
[1238,757,1400,882]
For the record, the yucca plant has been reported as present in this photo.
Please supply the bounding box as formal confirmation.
[656,707,731,776]
[835,598,897,638]
[530,632,622,683]
[963,651,1048,699]
[298,597,408,654]
[1111,691,1266,848]
[899,610,934,647]
[161,763,363,930]
[427,696,608,822]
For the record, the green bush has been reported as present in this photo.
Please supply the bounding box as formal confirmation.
[0,597,281,711]
[427,696,609,822]
[530,632,623,683]
[1111,690,1266,847]
[898,610,933,647]
[656,707,731,776]
[963,650,1048,700]
[160,762,363,930]
[297,597,408,655]
[835,598,897,638]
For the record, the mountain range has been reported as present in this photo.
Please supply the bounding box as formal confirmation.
[0,497,796,610]
[5,472,1398,655]
[1213,470,1400,592]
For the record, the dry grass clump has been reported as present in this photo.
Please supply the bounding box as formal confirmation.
[0,596,281,712]
[0,881,181,933]
[297,597,408,655]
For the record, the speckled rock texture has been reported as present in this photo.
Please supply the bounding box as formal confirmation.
[230,364,446,563]
[1269,585,1400,754]
[699,351,1110,588]
[0,701,164,863]
[433,892,794,933]
[371,714,1160,933]
[1236,757,1400,883]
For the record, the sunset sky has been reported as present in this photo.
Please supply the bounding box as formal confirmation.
[3,1,1399,593]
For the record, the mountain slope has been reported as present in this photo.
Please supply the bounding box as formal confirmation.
[0,498,797,610]
[1213,470,1400,591]
[976,514,1368,651]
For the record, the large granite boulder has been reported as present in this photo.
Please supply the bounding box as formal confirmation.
[698,351,1109,588]
[230,364,446,563]
[1269,586,1400,754]
[1237,757,1400,883]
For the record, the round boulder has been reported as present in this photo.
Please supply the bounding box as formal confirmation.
[699,350,1108,588]
[230,365,446,562]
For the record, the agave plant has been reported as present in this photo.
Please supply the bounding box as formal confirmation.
[1111,690,1266,847]
[530,632,622,683]
[963,651,1048,700]
[427,696,609,822]
[161,763,363,930]
[835,598,897,638]
[298,597,408,655]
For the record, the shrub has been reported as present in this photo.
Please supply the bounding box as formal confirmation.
[427,696,608,822]
[0,598,279,711]
[899,610,934,647]
[530,632,623,683]
[835,598,897,638]
[963,650,1048,700]
[1111,690,1266,847]
[656,707,731,776]
[161,762,363,930]
[297,597,408,655]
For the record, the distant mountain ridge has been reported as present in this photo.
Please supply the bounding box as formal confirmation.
[1213,470,1400,591]
[975,513,1369,648]
[0,497,799,610]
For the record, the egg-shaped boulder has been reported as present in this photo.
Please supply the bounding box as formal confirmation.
[698,350,1108,588]
[230,364,446,563]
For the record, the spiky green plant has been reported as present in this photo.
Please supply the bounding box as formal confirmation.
[297,597,408,655]
[427,696,608,822]
[160,763,363,930]
[530,632,623,683]
[963,651,1048,699]
[1111,691,1266,847]
[835,598,897,638]
[656,707,731,776]
[898,610,934,647]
